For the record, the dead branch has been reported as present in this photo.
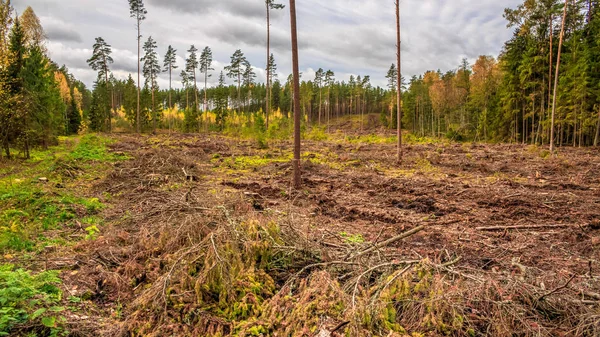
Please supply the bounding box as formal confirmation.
[476,223,587,231]
[352,260,420,309]
[538,274,577,301]
[351,225,425,260]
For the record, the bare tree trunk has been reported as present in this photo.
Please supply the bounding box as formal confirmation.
[266,3,271,129]
[595,106,600,147]
[319,87,322,125]
[548,16,553,123]
[396,0,403,163]
[169,65,172,110]
[204,70,208,114]
[152,84,156,133]
[2,135,10,159]
[136,19,141,134]
[290,0,302,189]
[550,0,568,153]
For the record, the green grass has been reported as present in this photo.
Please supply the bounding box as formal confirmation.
[0,134,124,253]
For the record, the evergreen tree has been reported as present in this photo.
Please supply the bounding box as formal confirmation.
[21,47,65,152]
[214,71,228,130]
[185,45,199,114]
[265,0,284,128]
[2,17,25,158]
[86,37,113,131]
[224,49,247,112]
[66,87,81,135]
[242,60,256,113]
[123,75,137,126]
[128,0,147,133]
[199,46,213,112]
[163,45,177,110]
[314,68,324,124]
[266,53,278,127]
[141,36,160,132]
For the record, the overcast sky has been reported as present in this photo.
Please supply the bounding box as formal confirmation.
[14,0,522,89]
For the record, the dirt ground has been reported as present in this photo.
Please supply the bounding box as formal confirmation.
[48,131,600,336]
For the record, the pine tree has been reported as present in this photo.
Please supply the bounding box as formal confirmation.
[215,71,228,130]
[141,36,160,132]
[314,68,324,124]
[266,53,278,127]
[86,37,114,131]
[396,0,403,162]
[266,0,284,128]
[199,46,213,113]
[163,45,177,110]
[185,45,199,115]
[289,0,301,188]
[128,0,147,133]
[242,60,256,113]
[224,49,247,113]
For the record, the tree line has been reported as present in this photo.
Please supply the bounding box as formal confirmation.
[2,0,600,161]
[401,0,600,147]
[0,3,88,159]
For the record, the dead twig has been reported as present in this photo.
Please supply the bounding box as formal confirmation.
[476,223,587,231]
[351,225,425,260]
[538,274,577,301]
[351,260,420,309]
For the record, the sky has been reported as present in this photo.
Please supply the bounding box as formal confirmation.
[14,0,522,90]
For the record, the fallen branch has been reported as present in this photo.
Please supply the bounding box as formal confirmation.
[351,225,425,260]
[538,274,577,301]
[476,223,586,231]
[315,321,350,337]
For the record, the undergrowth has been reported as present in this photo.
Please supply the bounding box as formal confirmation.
[0,264,65,336]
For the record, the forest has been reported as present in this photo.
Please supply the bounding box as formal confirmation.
[0,0,599,336]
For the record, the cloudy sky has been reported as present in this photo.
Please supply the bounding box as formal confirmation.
[14,0,522,89]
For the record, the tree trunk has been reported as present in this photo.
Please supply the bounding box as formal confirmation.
[550,0,568,153]
[266,3,271,129]
[136,19,141,134]
[2,136,10,159]
[204,70,208,114]
[289,0,302,189]
[193,70,199,113]
[152,84,156,133]
[104,58,112,133]
[548,16,553,119]
[595,106,600,147]
[169,65,172,110]
[396,0,402,163]
[238,72,241,114]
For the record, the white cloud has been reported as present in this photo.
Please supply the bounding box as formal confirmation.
[16,0,522,89]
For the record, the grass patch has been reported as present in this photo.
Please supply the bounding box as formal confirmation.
[0,134,123,253]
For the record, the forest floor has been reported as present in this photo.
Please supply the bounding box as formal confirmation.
[2,123,600,336]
